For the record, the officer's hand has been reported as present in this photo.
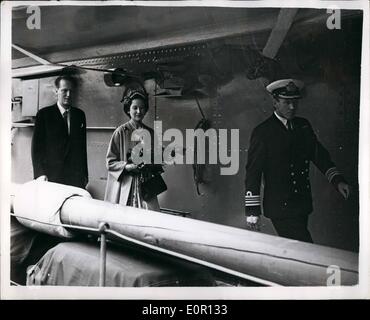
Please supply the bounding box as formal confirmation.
[337,182,350,200]
[246,215,260,231]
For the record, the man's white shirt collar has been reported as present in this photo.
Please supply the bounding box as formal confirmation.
[57,101,69,115]
[274,111,288,128]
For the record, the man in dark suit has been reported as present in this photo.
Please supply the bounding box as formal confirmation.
[244,79,350,242]
[31,75,88,189]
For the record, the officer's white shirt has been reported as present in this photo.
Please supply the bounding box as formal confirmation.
[274,111,288,129]
[57,102,70,134]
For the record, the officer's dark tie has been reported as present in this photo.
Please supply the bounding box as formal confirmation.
[287,120,293,131]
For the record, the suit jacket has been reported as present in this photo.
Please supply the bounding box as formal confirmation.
[31,104,88,188]
[245,114,345,219]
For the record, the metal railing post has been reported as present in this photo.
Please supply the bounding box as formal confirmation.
[98,222,109,287]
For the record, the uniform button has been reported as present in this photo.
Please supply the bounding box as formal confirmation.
[301,171,304,175]
[284,202,287,206]
[305,169,309,172]
[294,189,298,193]
[305,160,308,164]
[293,181,296,184]
[291,172,295,176]
[307,185,310,189]
[290,164,294,168]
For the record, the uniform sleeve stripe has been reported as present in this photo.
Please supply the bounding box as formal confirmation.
[245,191,261,206]
[245,199,260,202]
[245,201,261,205]
[325,167,340,183]
[326,167,338,175]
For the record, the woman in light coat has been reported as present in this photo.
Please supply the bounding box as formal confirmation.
[104,89,165,210]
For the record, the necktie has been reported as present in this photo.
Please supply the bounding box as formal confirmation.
[287,120,293,131]
[63,110,69,133]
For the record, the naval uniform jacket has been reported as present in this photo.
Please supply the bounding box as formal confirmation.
[31,104,88,188]
[245,114,345,219]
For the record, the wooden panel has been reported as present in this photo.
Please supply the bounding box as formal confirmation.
[21,79,38,116]
[12,79,23,122]
[11,127,34,183]
[38,76,57,109]
[85,130,112,200]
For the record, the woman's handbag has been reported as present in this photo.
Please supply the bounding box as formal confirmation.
[141,173,167,201]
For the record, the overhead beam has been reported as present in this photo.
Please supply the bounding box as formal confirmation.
[12,44,51,65]
[12,16,276,68]
[12,65,64,78]
[11,9,360,70]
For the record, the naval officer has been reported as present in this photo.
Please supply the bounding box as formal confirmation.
[244,79,350,242]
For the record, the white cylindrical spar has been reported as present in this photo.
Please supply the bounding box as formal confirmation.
[61,197,358,286]
[12,181,358,286]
